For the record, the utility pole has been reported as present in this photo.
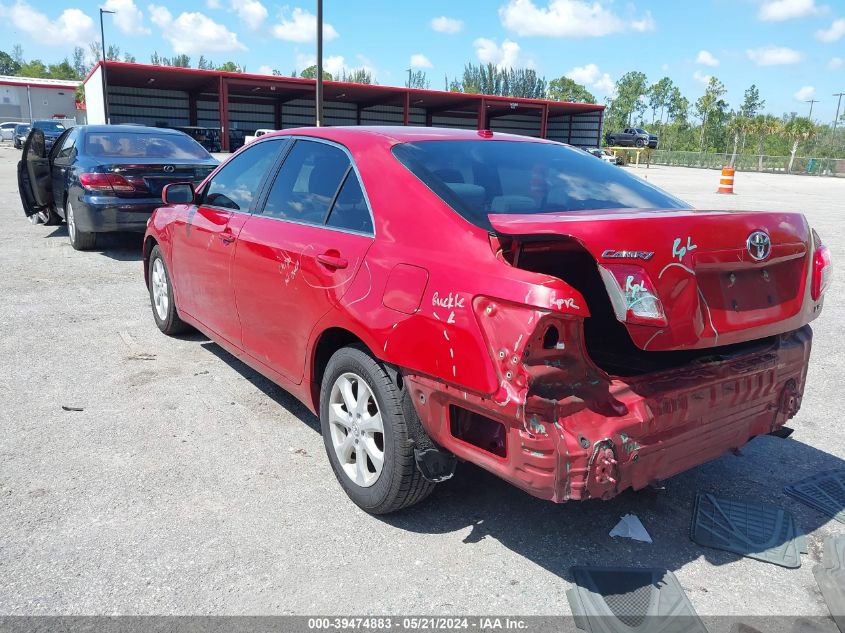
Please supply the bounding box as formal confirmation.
[833,93,844,132]
[315,0,323,127]
[805,99,819,120]
[407,68,412,89]
[99,8,115,124]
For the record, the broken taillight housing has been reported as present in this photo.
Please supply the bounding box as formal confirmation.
[79,173,137,195]
[598,264,667,326]
[811,232,832,301]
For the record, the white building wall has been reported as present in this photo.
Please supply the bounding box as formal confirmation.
[84,66,106,125]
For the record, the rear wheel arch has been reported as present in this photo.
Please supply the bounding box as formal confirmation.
[310,327,388,411]
[143,236,159,289]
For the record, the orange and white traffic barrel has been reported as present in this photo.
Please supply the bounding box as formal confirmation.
[717,166,735,194]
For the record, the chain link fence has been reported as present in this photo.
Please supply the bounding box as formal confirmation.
[648,150,844,176]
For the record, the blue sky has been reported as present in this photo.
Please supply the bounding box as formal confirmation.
[3,0,845,122]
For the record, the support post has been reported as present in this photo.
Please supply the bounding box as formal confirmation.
[274,99,282,129]
[315,0,323,126]
[188,92,198,126]
[477,98,486,130]
[403,91,410,126]
[425,109,432,127]
[218,76,229,152]
[540,104,548,139]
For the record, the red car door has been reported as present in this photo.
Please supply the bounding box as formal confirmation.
[233,139,375,383]
[170,138,284,345]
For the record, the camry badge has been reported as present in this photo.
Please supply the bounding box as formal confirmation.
[602,249,655,261]
[746,231,771,261]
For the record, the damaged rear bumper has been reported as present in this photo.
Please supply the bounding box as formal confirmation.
[405,324,811,503]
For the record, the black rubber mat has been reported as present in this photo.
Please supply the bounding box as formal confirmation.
[814,536,845,632]
[567,566,707,633]
[786,470,845,524]
[690,493,806,568]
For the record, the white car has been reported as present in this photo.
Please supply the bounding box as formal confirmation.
[586,147,623,165]
[1,121,25,141]
[245,128,277,144]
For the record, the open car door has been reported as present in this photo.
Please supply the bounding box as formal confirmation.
[17,128,53,220]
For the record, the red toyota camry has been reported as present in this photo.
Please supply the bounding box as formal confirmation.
[143,126,830,514]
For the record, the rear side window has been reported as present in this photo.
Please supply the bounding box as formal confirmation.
[263,140,350,224]
[391,140,689,229]
[201,139,283,211]
[326,172,372,233]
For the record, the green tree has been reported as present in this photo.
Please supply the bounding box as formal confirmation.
[605,71,648,131]
[72,47,87,77]
[748,114,781,171]
[547,76,595,103]
[408,70,429,89]
[784,117,817,172]
[123,52,136,63]
[17,60,50,78]
[0,50,21,75]
[647,76,674,125]
[458,63,545,98]
[339,68,373,84]
[197,56,214,70]
[12,44,23,65]
[695,76,727,151]
[48,59,77,79]
[300,64,332,80]
[171,55,191,68]
[740,84,765,119]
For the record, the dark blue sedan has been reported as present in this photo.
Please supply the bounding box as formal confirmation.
[18,124,219,250]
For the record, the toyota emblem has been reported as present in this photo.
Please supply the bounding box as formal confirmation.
[163,165,175,173]
[746,230,771,261]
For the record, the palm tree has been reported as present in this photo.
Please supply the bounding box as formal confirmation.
[748,114,781,172]
[784,117,817,173]
[727,114,750,167]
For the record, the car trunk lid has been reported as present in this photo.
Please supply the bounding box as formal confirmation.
[98,162,215,197]
[490,208,818,351]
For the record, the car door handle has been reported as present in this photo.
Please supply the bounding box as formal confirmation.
[316,253,348,269]
[220,229,235,245]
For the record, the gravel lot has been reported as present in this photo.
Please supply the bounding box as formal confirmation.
[1,141,844,620]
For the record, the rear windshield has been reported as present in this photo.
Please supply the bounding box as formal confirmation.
[33,121,65,132]
[84,132,211,159]
[15,125,29,134]
[391,140,689,228]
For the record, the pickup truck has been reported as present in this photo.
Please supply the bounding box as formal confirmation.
[245,128,278,145]
[605,128,658,148]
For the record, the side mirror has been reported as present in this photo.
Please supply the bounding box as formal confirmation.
[162,182,194,205]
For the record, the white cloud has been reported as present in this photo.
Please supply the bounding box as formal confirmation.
[693,70,712,85]
[758,0,819,21]
[746,45,803,65]
[271,7,338,43]
[499,0,654,37]
[430,15,463,34]
[206,0,221,7]
[257,64,273,75]
[0,1,96,47]
[149,5,245,54]
[565,63,614,94]
[816,18,845,42]
[325,55,345,78]
[794,86,816,101]
[696,50,719,67]
[829,57,844,69]
[410,53,432,69]
[230,0,266,30]
[101,0,150,35]
[474,38,522,69]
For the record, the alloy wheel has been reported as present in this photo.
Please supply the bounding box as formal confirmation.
[66,201,76,242]
[328,372,385,488]
[151,257,170,322]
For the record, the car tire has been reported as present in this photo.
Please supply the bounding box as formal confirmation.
[148,245,190,335]
[635,139,644,148]
[607,136,616,145]
[320,345,435,514]
[65,199,96,250]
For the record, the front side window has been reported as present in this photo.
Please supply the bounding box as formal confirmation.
[201,139,283,211]
[392,140,689,229]
[56,128,79,159]
[263,140,350,224]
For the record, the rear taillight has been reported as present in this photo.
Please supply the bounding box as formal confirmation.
[811,234,832,301]
[599,264,667,326]
[79,173,136,194]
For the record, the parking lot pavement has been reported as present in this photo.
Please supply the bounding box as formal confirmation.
[1,139,844,618]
